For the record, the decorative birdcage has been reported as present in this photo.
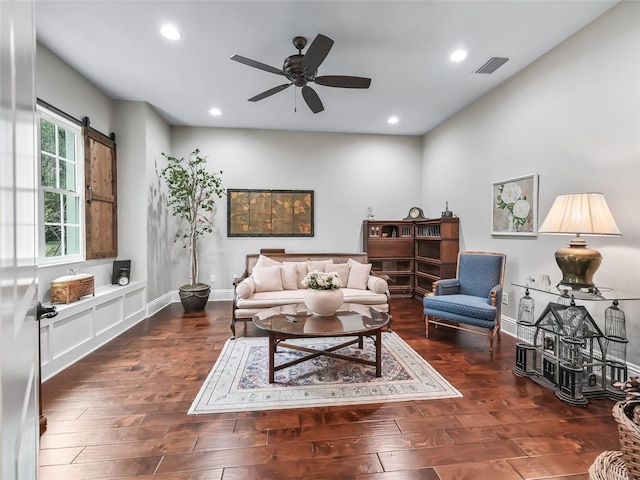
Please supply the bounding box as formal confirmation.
[605,301,629,395]
[517,291,536,327]
[513,291,537,376]
[557,335,587,405]
[513,283,634,406]
[528,302,607,404]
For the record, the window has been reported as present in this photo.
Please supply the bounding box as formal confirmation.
[38,107,84,264]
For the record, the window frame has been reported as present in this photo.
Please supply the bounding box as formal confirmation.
[37,105,86,266]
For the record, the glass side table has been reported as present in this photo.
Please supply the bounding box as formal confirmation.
[511,282,639,406]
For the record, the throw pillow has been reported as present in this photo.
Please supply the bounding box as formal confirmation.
[283,261,308,288]
[347,258,372,290]
[252,265,283,292]
[367,275,389,294]
[235,277,255,299]
[280,263,298,290]
[325,263,350,286]
[307,259,333,273]
[254,254,281,269]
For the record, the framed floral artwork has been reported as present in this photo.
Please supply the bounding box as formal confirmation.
[491,174,538,236]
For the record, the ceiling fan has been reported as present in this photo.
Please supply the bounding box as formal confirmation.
[230,34,371,114]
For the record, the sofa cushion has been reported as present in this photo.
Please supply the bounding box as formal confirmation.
[235,288,389,315]
[252,265,283,292]
[235,277,255,299]
[307,259,333,273]
[367,275,389,294]
[255,254,281,269]
[280,263,298,290]
[325,263,349,287]
[423,294,497,321]
[347,258,372,290]
[283,261,308,288]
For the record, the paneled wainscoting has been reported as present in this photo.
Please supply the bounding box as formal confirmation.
[40,281,146,380]
[39,298,621,479]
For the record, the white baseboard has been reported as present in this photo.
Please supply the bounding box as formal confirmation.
[501,314,518,338]
[501,314,639,377]
[147,291,172,317]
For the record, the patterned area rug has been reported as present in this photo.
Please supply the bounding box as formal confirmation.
[189,332,461,414]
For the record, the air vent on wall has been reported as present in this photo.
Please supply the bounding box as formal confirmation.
[475,57,509,74]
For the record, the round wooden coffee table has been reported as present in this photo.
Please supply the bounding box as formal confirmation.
[252,303,391,383]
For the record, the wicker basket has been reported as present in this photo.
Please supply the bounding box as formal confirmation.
[589,451,628,480]
[612,400,640,480]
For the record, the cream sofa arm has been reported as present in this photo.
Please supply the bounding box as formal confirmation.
[367,275,389,294]
[235,277,256,299]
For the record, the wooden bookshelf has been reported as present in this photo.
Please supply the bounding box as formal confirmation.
[363,220,414,297]
[413,217,459,297]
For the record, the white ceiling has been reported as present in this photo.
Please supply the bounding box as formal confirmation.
[35,1,617,136]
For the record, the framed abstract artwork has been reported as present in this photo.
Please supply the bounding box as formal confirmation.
[491,174,538,236]
[227,189,314,237]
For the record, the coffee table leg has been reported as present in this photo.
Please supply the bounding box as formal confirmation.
[375,330,382,377]
[269,334,275,383]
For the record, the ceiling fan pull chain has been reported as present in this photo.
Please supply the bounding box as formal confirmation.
[294,86,297,113]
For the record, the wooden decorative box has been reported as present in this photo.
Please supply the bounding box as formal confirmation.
[51,273,95,304]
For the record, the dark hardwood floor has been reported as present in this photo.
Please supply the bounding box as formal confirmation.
[39,298,620,479]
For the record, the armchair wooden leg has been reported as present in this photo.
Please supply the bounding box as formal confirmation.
[489,330,494,353]
[425,315,430,338]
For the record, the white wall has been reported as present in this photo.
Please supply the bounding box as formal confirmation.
[107,100,174,305]
[170,127,423,290]
[112,101,148,289]
[421,2,640,365]
[36,43,112,135]
[145,105,172,303]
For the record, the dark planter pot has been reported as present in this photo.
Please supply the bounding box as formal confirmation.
[178,283,210,313]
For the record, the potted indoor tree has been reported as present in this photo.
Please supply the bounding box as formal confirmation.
[160,148,225,312]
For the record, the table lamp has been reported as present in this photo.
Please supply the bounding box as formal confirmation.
[538,193,621,290]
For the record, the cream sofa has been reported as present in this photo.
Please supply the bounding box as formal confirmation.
[231,251,390,338]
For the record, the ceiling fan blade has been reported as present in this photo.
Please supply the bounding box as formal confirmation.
[230,55,285,76]
[302,34,334,72]
[301,86,324,113]
[248,83,292,102]
[315,75,372,89]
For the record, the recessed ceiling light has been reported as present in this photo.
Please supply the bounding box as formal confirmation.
[388,116,399,125]
[450,49,467,62]
[161,25,181,40]
[209,108,221,116]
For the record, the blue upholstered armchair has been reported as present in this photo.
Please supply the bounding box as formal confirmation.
[423,251,506,352]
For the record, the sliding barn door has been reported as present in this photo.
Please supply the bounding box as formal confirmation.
[85,128,117,259]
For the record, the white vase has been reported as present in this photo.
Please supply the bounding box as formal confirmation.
[303,288,344,316]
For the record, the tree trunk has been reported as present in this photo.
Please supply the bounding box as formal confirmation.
[190,233,198,285]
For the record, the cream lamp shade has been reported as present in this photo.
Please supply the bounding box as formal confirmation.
[538,193,621,289]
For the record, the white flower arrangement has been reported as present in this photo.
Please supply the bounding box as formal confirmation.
[496,182,531,227]
[302,270,342,290]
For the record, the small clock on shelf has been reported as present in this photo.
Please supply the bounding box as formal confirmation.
[117,271,130,286]
[403,206,426,221]
[111,259,131,286]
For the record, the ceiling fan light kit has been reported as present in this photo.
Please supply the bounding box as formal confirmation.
[230,34,371,114]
